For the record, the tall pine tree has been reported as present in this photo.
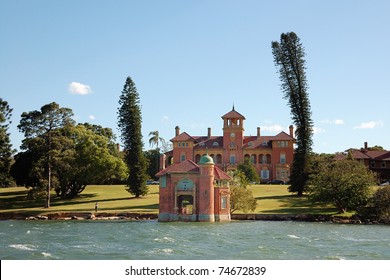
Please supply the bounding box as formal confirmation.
[118,76,148,197]
[0,98,14,187]
[272,32,313,196]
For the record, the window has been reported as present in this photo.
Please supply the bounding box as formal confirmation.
[261,170,269,179]
[199,142,205,147]
[371,161,375,168]
[213,141,219,147]
[280,153,286,164]
[180,154,186,162]
[281,141,285,147]
[251,155,256,164]
[221,196,227,209]
[262,141,268,146]
[160,176,166,188]
[261,154,267,164]
[382,161,386,168]
[230,155,236,164]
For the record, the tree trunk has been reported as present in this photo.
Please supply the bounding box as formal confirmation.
[45,164,51,208]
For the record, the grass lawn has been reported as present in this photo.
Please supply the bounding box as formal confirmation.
[0,184,341,216]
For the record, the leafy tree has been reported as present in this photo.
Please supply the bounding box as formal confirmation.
[12,123,127,199]
[308,159,376,213]
[54,124,128,198]
[228,169,257,214]
[0,98,15,187]
[17,102,75,207]
[148,130,166,151]
[148,130,165,175]
[237,158,260,183]
[118,76,148,197]
[373,186,390,222]
[144,149,160,180]
[272,32,314,196]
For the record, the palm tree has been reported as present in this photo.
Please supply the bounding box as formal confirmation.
[148,130,166,151]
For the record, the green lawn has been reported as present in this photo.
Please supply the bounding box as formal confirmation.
[0,184,340,216]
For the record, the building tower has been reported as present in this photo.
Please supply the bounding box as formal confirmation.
[198,154,215,222]
[221,106,246,167]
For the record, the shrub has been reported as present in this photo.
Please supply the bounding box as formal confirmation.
[374,186,390,222]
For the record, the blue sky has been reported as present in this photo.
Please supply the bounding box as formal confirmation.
[1,0,389,154]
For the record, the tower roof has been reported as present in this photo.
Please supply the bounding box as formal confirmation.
[199,154,214,165]
[221,107,246,120]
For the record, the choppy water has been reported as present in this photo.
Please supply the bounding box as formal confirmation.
[1,220,389,260]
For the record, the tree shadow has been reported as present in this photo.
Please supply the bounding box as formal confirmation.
[255,193,336,214]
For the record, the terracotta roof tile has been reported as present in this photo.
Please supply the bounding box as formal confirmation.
[156,159,231,181]
[221,109,246,119]
[365,150,390,159]
[170,132,195,142]
[214,166,232,180]
[156,160,199,176]
[193,136,224,150]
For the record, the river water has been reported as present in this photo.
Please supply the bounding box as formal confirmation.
[0,220,389,260]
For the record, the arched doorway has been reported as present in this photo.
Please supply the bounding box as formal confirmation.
[175,178,196,221]
[177,195,194,215]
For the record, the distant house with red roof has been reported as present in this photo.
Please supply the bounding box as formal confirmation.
[335,142,390,182]
[160,107,295,183]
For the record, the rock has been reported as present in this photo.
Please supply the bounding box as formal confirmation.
[36,215,48,220]
[87,214,96,220]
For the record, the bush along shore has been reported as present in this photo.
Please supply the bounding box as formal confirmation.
[0,212,388,224]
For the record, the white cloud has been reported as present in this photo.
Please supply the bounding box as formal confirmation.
[354,120,384,130]
[161,116,169,124]
[321,119,344,125]
[88,115,95,120]
[312,127,325,134]
[68,82,92,95]
[262,124,284,132]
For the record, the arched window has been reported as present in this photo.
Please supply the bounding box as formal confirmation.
[280,153,286,164]
[251,154,257,164]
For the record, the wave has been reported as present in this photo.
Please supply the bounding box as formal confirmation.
[9,244,36,251]
[288,234,300,239]
[42,252,52,258]
[153,236,175,243]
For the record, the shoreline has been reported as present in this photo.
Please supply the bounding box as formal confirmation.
[0,212,386,225]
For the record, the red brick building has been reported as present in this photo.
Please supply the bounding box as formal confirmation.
[336,142,390,182]
[160,107,295,183]
[156,154,231,222]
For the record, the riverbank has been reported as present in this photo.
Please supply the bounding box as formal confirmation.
[0,211,386,225]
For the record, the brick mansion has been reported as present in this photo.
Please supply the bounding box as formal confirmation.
[160,107,295,183]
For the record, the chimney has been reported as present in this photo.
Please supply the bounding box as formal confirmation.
[289,125,294,137]
[364,142,368,150]
[175,126,180,137]
[257,127,261,139]
[207,127,211,138]
[116,143,120,152]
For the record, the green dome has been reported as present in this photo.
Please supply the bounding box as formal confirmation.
[199,154,214,165]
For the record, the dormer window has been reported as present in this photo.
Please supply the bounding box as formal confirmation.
[248,142,253,147]
[262,141,268,146]
[199,142,205,147]
[212,142,219,147]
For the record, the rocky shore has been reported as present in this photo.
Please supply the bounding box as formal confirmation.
[0,212,386,224]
